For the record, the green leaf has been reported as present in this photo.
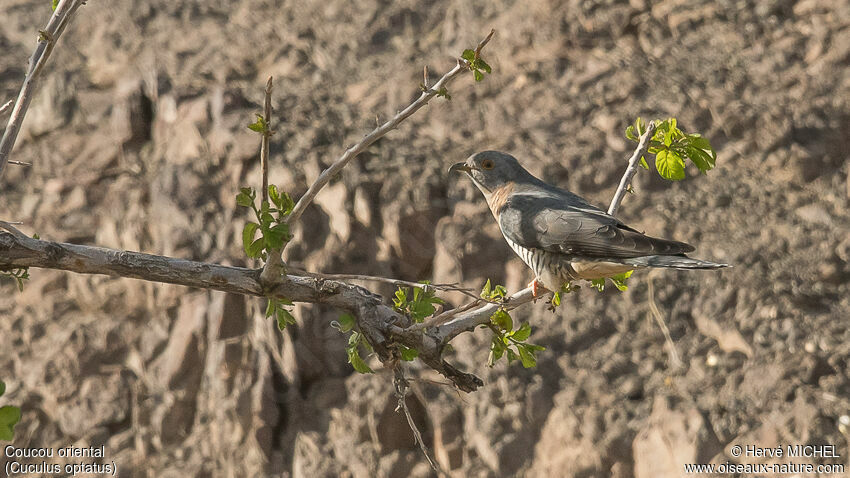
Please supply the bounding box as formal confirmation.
[242,222,259,254]
[506,348,518,363]
[551,291,561,307]
[477,58,492,73]
[513,322,532,341]
[0,405,21,441]
[268,185,281,208]
[399,345,419,361]
[610,270,633,291]
[480,279,491,298]
[236,192,253,208]
[247,237,265,258]
[265,223,289,250]
[518,345,537,368]
[337,313,355,333]
[590,278,605,292]
[0,381,4,397]
[51,0,58,10]
[635,117,646,136]
[248,114,267,133]
[393,287,407,310]
[491,309,513,332]
[655,149,686,180]
[639,155,649,169]
[278,191,295,215]
[685,146,715,174]
[473,70,484,82]
[276,308,296,330]
[435,86,451,100]
[488,337,505,366]
[461,49,475,62]
[625,124,637,141]
[347,335,374,374]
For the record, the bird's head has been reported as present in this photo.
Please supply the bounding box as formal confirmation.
[449,151,532,193]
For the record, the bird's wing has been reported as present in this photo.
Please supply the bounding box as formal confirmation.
[497,191,694,259]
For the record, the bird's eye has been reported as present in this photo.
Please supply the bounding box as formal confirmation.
[481,159,494,170]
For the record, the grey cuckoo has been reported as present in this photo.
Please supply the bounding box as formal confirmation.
[450,151,728,296]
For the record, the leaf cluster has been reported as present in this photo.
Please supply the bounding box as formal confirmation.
[237,185,294,260]
[0,380,21,441]
[589,270,633,292]
[480,281,545,368]
[335,314,374,374]
[626,117,717,180]
[461,49,492,82]
[392,283,444,323]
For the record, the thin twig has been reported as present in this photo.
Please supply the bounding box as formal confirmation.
[473,28,495,60]
[289,268,476,296]
[647,273,683,370]
[261,77,273,203]
[284,29,496,230]
[393,365,442,474]
[411,298,483,331]
[608,121,657,216]
[0,100,13,116]
[0,0,86,180]
[259,77,286,285]
[8,160,31,167]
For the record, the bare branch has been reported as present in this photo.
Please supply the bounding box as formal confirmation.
[607,121,657,216]
[289,268,479,299]
[259,77,285,285]
[433,287,536,344]
[0,221,27,239]
[285,29,496,229]
[0,0,87,180]
[0,232,484,392]
[473,28,495,61]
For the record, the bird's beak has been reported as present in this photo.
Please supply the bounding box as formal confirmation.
[449,162,472,174]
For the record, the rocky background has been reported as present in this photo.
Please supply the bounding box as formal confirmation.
[1,0,849,476]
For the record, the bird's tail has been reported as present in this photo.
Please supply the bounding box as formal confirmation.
[623,255,729,270]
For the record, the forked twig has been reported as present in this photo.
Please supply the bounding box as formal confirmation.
[284,29,497,230]
[393,365,442,475]
[608,121,657,216]
[0,0,87,179]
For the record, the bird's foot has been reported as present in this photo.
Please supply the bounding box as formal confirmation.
[527,279,547,301]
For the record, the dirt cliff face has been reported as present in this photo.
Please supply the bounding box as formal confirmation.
[1,0,848,476]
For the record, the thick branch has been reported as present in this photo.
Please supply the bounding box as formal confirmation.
[284,30,495,229]
[607,121,657,216]
[0,0,86,180]
[0,232,483,392]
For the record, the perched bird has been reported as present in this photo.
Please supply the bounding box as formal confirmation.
[450,151,728,296]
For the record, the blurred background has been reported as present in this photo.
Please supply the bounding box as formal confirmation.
[1,0,849,476]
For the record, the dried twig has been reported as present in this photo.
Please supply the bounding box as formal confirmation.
[284,29,496,229]
[608,121,657,216]
[393,365,442,474]
[0,0,87,180]
[647,272,683,369]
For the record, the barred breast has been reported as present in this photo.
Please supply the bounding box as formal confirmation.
[503,235,573,291]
